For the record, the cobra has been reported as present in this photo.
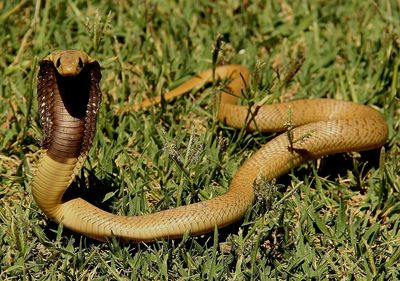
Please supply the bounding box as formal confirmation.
[31,50,388,242]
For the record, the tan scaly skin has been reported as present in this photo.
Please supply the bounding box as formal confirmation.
[31,50,388,242]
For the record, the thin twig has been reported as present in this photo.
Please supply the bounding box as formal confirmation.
[11,0,41,66]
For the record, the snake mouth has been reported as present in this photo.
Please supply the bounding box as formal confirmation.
[37,59,102,159]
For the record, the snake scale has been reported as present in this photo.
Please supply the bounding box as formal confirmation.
[31,50,388,242]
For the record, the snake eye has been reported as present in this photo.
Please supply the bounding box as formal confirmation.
[56,57,61,68]
[78,58,84,69]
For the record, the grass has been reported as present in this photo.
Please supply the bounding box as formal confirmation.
[0,0,399,279]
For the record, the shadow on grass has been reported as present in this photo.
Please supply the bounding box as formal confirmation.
[278,148,383,190]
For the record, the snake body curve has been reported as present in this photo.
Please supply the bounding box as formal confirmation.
[31,50,388,242]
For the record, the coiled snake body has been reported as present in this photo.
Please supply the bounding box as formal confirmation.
[31,50,388,242]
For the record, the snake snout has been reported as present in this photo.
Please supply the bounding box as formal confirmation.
[47,50,89,77]
[56,56,85,76]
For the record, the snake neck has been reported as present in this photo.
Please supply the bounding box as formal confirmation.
[33,60,102,219]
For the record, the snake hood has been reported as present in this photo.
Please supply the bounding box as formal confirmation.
[37,50,102,160]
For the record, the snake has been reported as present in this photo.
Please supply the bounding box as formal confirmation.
[31,50,388,242]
